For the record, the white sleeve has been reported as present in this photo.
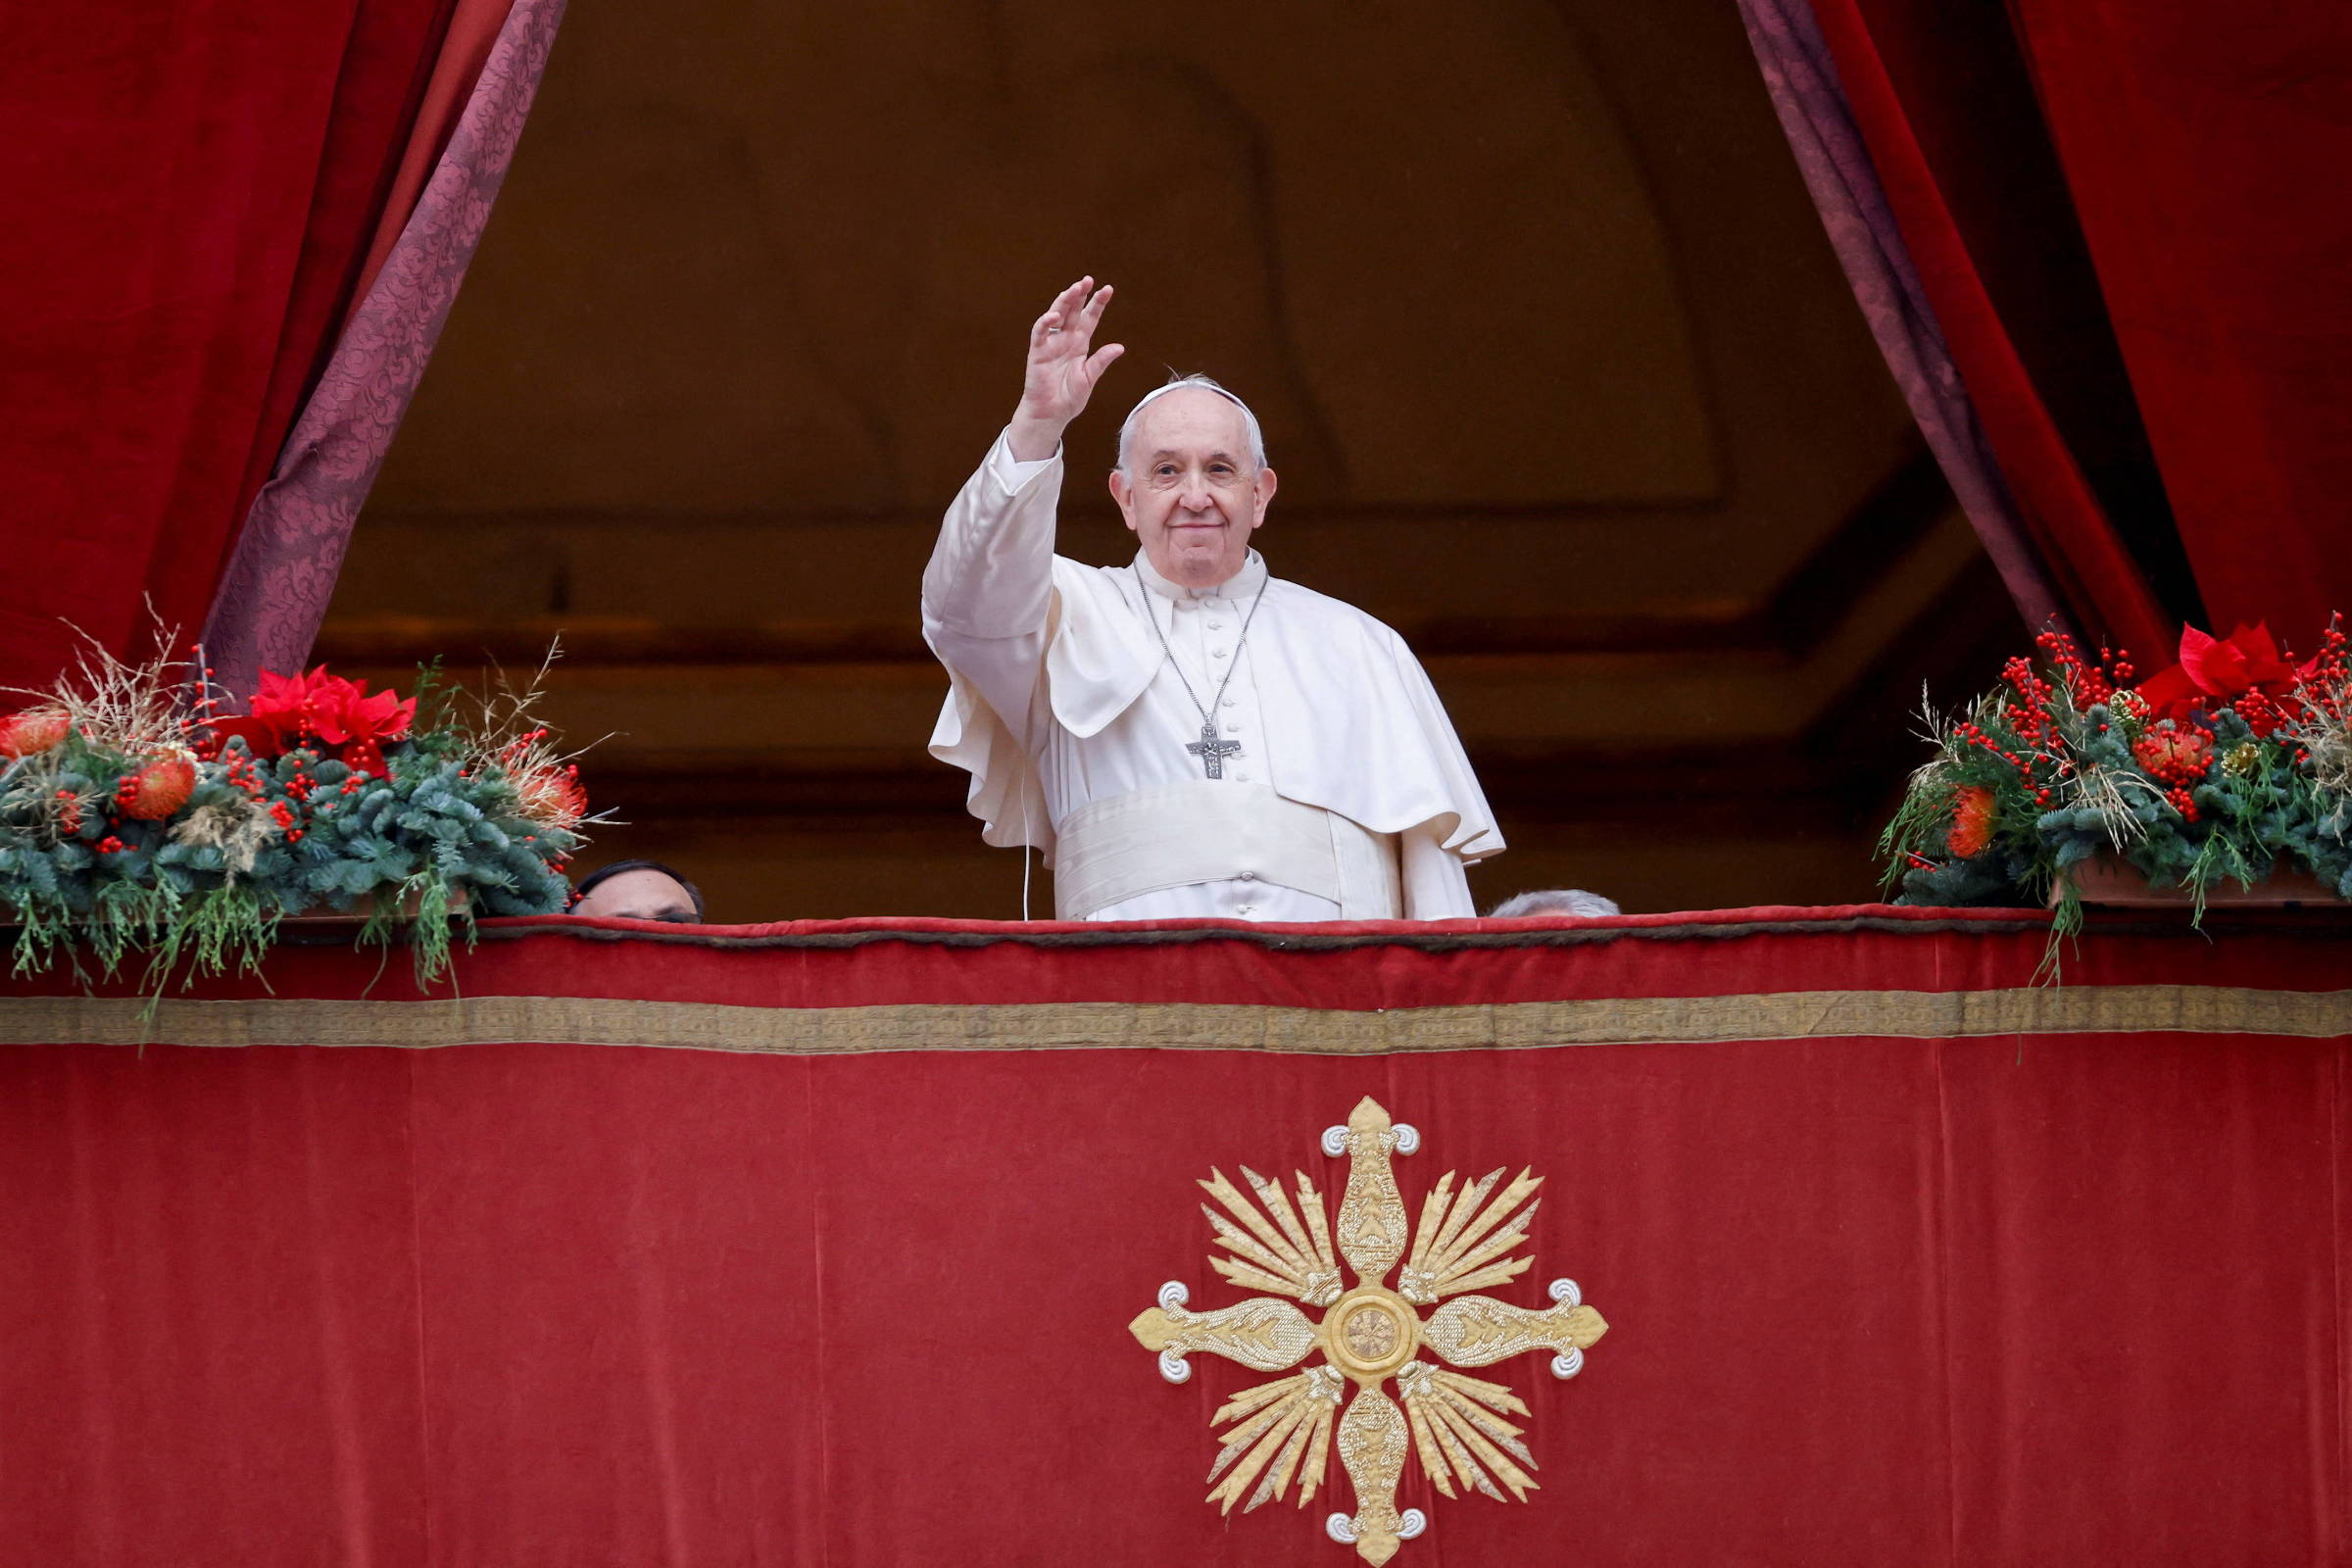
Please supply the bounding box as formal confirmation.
[987,437,1058,492]
[921,431,1066,736]
[1399,820,1478,918]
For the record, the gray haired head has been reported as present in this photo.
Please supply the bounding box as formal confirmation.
[1488,889,1623,919]
[1116,372,1266,475]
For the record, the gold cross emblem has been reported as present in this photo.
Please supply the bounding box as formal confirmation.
[1129,1097,1609,1563]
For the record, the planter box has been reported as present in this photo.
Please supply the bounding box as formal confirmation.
[281,889,472,927]
[2053,858,2341,908]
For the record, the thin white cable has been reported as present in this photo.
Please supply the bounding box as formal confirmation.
[1019,778,1035,921]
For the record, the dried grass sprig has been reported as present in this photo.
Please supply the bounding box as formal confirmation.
[427,638,615,839]
[1,617,199,762]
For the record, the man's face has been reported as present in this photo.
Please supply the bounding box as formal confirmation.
[572,868,699,922]
[1108,389,1277,588]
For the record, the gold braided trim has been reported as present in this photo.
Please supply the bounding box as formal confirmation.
[0,985,2346,1053]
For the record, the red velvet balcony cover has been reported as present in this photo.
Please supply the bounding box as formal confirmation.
[2,904,2348,1565]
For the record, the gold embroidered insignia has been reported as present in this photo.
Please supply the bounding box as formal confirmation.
[1130,1097,1609,1563]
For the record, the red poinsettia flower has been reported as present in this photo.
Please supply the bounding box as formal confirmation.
[2132,622,2314,730]
[1947,785,1996,858]
[311,678,416,776]
[211,665,416,773]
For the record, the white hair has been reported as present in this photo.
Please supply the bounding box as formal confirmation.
[1489,889,1623,919]
[1116,373,1266,474]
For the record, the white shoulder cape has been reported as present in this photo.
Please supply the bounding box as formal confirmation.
[929,559,1503,869]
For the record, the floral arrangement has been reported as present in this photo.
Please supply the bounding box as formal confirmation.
[0,640,595,994]
[1881,616,2352,926]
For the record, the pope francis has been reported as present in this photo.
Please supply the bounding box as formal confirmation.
[922,277,1501,920]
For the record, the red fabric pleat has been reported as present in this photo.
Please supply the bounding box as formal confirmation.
[2006,1,2352,642]
[0,0,452,697]
[342,0,516,321]
[2,912,2348,1563]
[218,0,462,593]
[1807,0,2177,659]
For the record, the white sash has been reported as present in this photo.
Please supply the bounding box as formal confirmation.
[1054,783,1400,920]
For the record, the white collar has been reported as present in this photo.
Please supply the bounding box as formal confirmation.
[1131,547,1268,603]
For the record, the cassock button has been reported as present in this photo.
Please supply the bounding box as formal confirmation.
[1211,649,1228,660]
[1237,905,1256,916]
[1234,770,1250,781]
[1225,722,1241,733]
[1221,697,1237,708]
[1207,619,1223,629]
[1239,870,1257,881]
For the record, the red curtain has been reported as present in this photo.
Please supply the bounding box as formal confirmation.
[1805,0,2184,659]
[2,910,2348,1563]
[1810,0,2352,654]
[343,0,517,319]
[2006,1,2352,639]
[0,0,456,696]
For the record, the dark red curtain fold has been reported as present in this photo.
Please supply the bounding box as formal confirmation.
[1797,0,2351,654]
[344,0,518,320]
[2004,1,2352,639]
[1804,0,2186,659]
[0,0,456,697]
[200,0,564,702]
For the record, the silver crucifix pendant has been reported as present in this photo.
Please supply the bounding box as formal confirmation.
[1186,720,1244,779]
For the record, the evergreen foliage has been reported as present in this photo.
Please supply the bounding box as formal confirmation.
[1882,620,2352,930]
[1,650,592,1000]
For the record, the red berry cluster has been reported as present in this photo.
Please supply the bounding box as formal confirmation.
[220,747,268,798]
[280,750,321,835]
[185,662,225,759]
[54,789,82,834]
[2131,724,2214,822]
[499,727,554,767]
[95,836,124,855]
[2033,631,2134,710]
[1951,718,2054,808]
[216,733,316,843]
[2000,656,2058,753]
[2234,687,2289,737]
[276,758,317,844]
[2302,622,2348,729]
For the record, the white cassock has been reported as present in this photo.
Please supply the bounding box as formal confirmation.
[922,431,1502,921]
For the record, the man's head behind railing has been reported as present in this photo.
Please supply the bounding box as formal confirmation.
[569,858,706,923]
[1488,889,1621,919]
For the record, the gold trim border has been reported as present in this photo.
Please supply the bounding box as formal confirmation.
[1,985,2346,1054]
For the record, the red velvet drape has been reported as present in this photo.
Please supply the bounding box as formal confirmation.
[2006,1,2352,638]
[1812,0,2351,654]
[343,0,517,321]
[2,910,2348,1563]
[0,0,455,696]
[1807,0,2180,659]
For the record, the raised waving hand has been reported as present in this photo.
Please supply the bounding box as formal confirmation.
[1006,276,1124,462]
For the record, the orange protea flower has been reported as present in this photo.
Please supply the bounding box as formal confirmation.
[514,763,587,831]
[115,752,198,820]
[0,706,71,759]
[1947,785,1996,858]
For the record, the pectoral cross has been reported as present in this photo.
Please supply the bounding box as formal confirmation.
[1186,721,1243,779]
